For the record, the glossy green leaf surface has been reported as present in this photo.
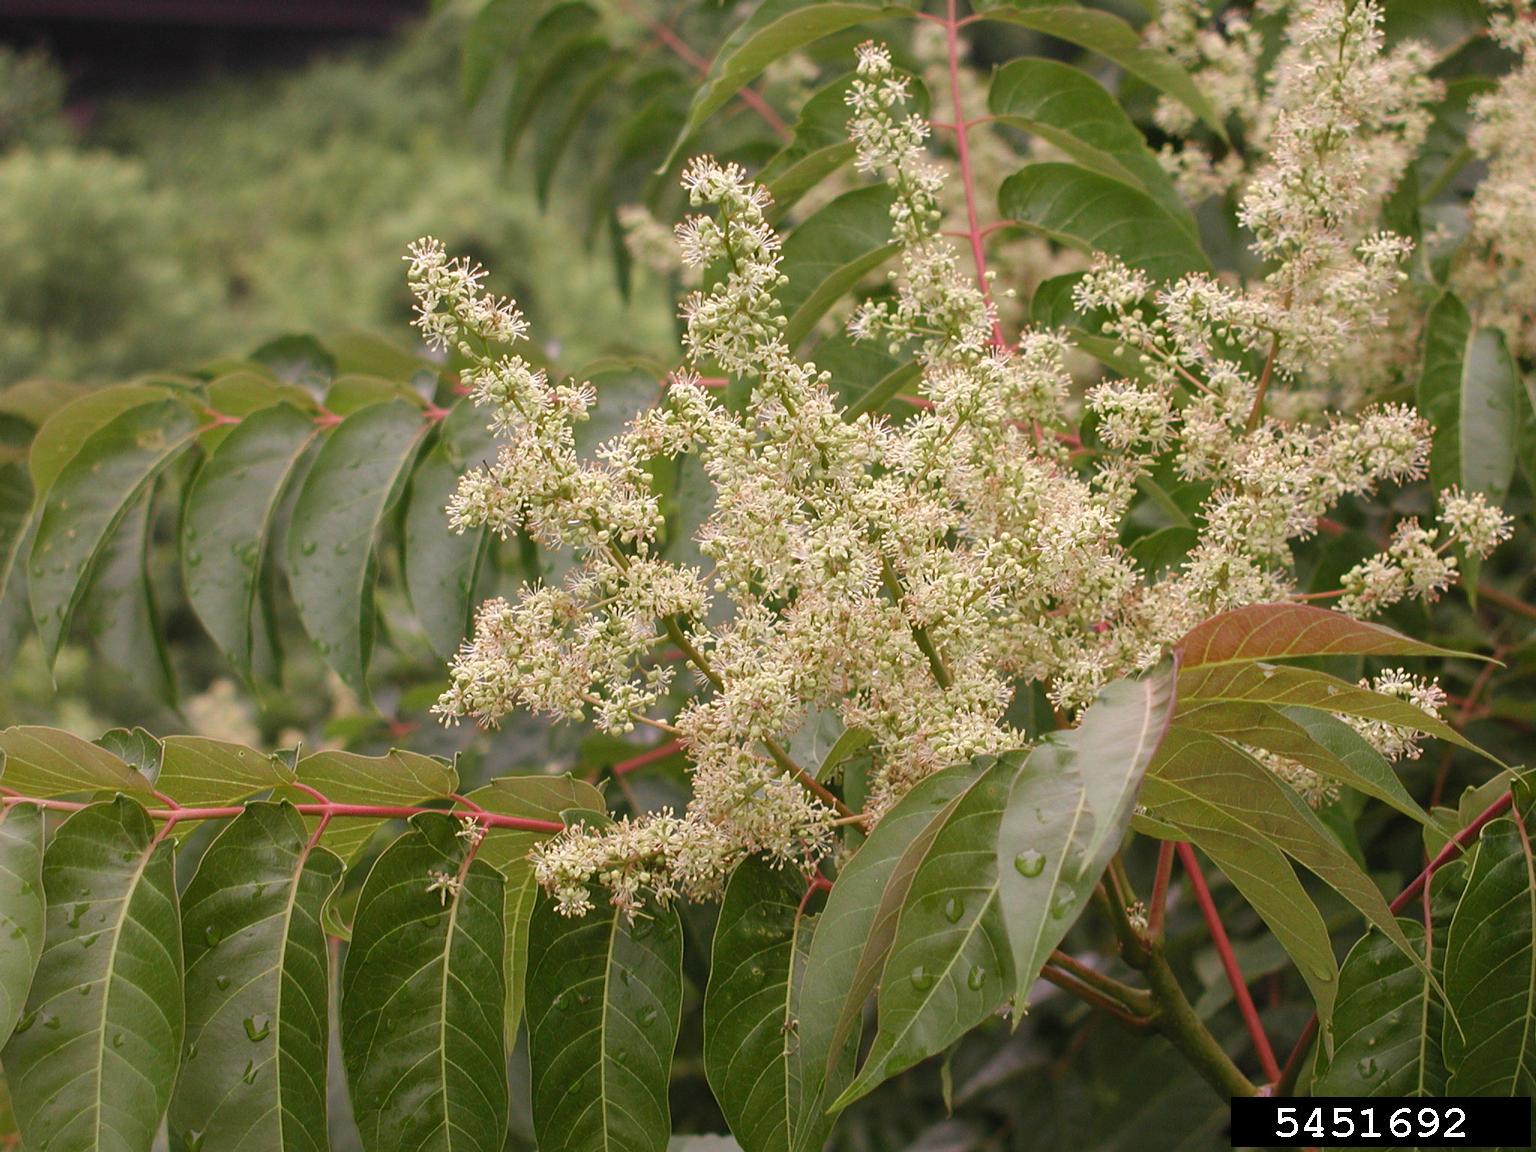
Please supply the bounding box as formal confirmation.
[286,399,429,699]
[342,814,508,1152]
[157,735,297,807]
[998,163,1209,282]
[996,668,1175,1016]
[1443,816,1536,1094]
[2,797,183,1152]
[795,761,988,1147]
[403,399,495,660]
[183,402,319,676]
[526,891,683,1152]
[0,804,44,1047]
[988,57,1192,233]
[837,757,1016,1107]
[778,185,898,347]
[29,397,201,662]
[0,725,153,797]
[288,749,458,865]
[704,858,818,1152]
[171,803,343,1152]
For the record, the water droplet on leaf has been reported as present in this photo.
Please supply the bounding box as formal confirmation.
[943,896,965,923]
[967,966,986,991]
[909,966,934,991]
[243,1015,271,1042]
[1014,850,1046,877]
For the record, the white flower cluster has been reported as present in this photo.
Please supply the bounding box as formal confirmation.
[1460,2,1536,355]
[1346,668,1449,764]
[423,32,1503,916]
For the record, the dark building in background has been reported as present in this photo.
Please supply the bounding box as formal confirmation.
[0,0,428,96]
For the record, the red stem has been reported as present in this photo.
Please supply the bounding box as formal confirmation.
[622,0,790,140]
[612,740,684,776]
[0,792,564,833]
[943,0,1004,347]
[1178,842,1283,1084]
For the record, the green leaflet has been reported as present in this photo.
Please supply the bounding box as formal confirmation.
[973,3,1223,137]
[465,772,607,1040]
[1443,816,1536,1094]
[503,3,604,161]
[1173,702,1428,824]
[835,757,1017,1107]
[29,397,201,663]
[777,185,899,348]
[0,804,44,1047]
[1143,730,1421,1007]
[1183,828,1341,1029]
[1419,292,1521,507]
[342,814,508,1152]
[26,383,173,497]
[998,163,1210,282]
[526,891,683,1152]
[795,760,989,1148]
[1314,916,1448,1096]
[996,668,1175,1018]
[704,858,817,1152]
[0,725,154,797]
[461,0,536,103]
[157,735,298,807]
[403,399,495,661]
[183,401,319,677]
[667,0,916,167]
[80,490,176,704]
[286,398,430,700]
[987,57,1193,235]
[285,748,458,865]
[1176,602,1463,667]
[1177,661,1488,759]
[531,42,622,206]
[3,797,184,1152]
[171,803,343,1152]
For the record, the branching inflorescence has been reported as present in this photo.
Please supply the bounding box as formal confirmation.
[418,16,1506,919]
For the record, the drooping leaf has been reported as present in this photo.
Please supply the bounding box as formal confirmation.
[1178,828,1342,1028]
[171,803,343,1152]
[0,725,154,797]
[183,402,319,676]
[29,398,201,663]
[668,0,916,167]
[1443,815,1536,1095]
[1175,602,1463,667]
[0,804,44,1047]
[777,185,898,347]
[532,42,624,206]
[286,399,430,699]
[2,797,183,1152]
[342,813,508,1152]
[704,857,818,1152]
[1173,702,1427,824]
[526,891,683,1152]
[835,756,1017,1107]
[26,383,173,497]
[987,57,1192,234]
[461,0,537,103]
[403,399,495,661]
[1314,919,1447,1096]
[1144,730,1417,968]
[79,491,176,703]
[975,4,1224,137]
[251,335,336,389]
[996,668,1175,1017]
[1418,292,1521,506]
[287,748,458,865]
[503,3,604,161]
[156,736,297,807]
[795,760,990,1149]
[1177,661,1486,758]
[998,163,1210,282]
